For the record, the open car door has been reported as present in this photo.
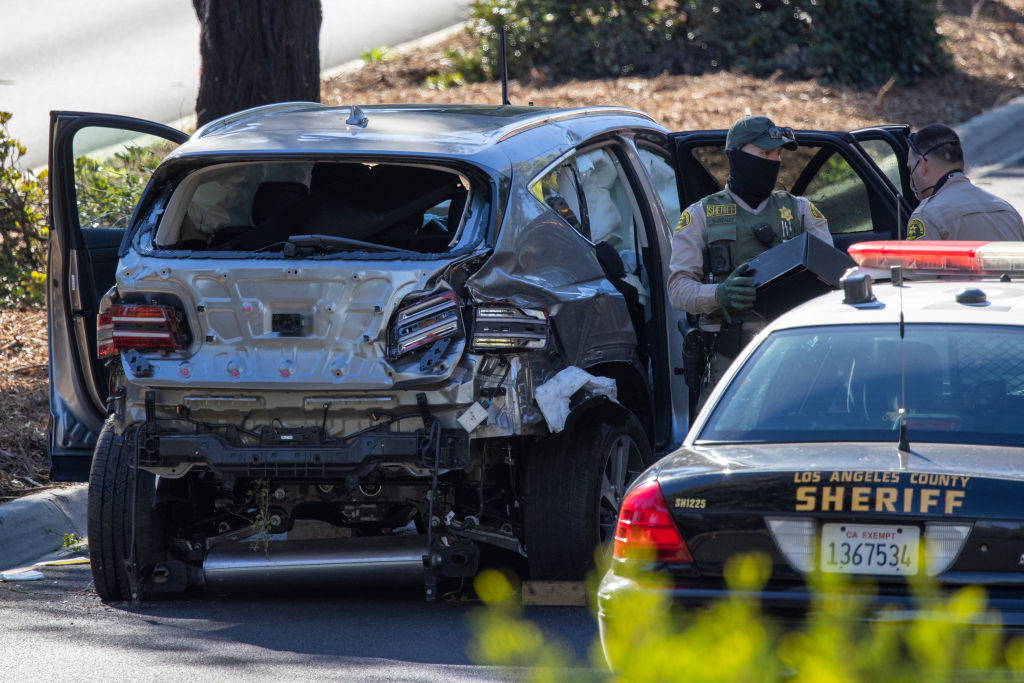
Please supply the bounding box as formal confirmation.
[669,128,914,252]
[47,112,187,481]
[849,124,918,235]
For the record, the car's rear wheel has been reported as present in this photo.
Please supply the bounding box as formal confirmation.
[525,410,651,580]
[88,419,161,601]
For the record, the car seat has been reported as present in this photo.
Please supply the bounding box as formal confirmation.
[251,181,309,227]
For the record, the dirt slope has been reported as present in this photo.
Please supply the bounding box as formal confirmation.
[0,309,50,499]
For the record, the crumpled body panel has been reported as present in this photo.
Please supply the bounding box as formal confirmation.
[113,250,461,391]
[467,181,638,370]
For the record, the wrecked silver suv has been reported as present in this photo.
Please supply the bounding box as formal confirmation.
[47,104,912,600]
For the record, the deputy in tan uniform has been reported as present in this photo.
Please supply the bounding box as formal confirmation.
[667,115,832,408]
[905,124,1024,241]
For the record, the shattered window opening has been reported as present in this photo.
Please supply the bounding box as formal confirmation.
[577,145,652,311]
[530,161,588,237]
[153,161,476,254]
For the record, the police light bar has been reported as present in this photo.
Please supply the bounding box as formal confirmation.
[848,241,1024,274]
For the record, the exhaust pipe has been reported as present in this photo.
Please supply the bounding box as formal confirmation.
[203,535,429,590]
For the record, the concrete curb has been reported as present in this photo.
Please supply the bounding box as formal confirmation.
[0,484,87,571]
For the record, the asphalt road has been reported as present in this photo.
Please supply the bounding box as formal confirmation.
[0,0,470,170]
[0,561,603,681]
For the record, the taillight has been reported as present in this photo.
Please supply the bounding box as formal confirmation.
[613,481,693,564]
[97,304,188,358]
[389,291,460,358]
[471,304,548,351]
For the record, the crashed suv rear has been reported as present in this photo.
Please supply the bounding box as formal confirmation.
[49,104,683,600]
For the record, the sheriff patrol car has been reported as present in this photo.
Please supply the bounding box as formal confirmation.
[598,240,1024,662]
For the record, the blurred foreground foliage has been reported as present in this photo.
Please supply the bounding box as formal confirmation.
[435,0,951,88]
[470,554,1024,682]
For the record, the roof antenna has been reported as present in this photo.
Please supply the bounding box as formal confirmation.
[893,169,910,457]
[499,23,511,106]
[895,263,911,454]
[897,191,903,240]
[898,413,911,453]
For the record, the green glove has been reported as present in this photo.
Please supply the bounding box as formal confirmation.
[715,263,756,324]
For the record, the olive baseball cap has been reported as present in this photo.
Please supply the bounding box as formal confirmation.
[726,115,798,151]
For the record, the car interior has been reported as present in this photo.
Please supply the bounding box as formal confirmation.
[154,161,473,254]
[689,143,875,237]
[701,325,1024,445]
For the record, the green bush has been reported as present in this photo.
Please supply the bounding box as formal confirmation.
[360,45,393,64]
[469,555,1024,681]
[668,0,950,86]
[0,112,169,309]
[680,0,810,77]
[802,0,952,85]
[457,0,686,82]
[425,47,484,90]
[0,112,48,309]
[445,0,951,87]
[73,143,162,230]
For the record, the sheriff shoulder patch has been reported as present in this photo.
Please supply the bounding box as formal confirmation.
[808,202,825,220]
[706,204,737,218]
[675,210,692,232]
[907,218,926,240]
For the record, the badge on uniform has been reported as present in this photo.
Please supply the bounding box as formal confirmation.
[809,202,825,220]
[907,218,926,240]
[675,210,692,232]
[779,206,793,239]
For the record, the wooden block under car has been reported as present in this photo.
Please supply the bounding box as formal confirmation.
[521,580,587,606]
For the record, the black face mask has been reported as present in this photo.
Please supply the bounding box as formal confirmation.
[726,149,781,208]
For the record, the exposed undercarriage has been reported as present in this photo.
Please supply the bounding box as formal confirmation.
[108,398,538,600]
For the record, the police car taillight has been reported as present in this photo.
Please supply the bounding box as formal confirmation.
[848,240,1024,274]
[613,481,693,564]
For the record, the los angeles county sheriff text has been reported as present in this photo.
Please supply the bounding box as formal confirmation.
[793,471,968,514]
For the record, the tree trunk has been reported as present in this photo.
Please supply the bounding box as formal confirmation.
[193,0,322,127]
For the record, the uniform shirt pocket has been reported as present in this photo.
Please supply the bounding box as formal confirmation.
[706,223,737,244]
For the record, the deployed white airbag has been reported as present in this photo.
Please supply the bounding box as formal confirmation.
[535,366,617,432]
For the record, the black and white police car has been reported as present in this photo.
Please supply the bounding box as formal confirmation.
[599,240,1024,657]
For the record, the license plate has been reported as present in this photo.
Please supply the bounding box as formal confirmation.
[820,524,919,575]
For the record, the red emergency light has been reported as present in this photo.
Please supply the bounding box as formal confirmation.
[848,240,1024,274]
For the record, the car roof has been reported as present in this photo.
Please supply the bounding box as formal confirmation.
[173,102,665,165]
[770,274,1024,330]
